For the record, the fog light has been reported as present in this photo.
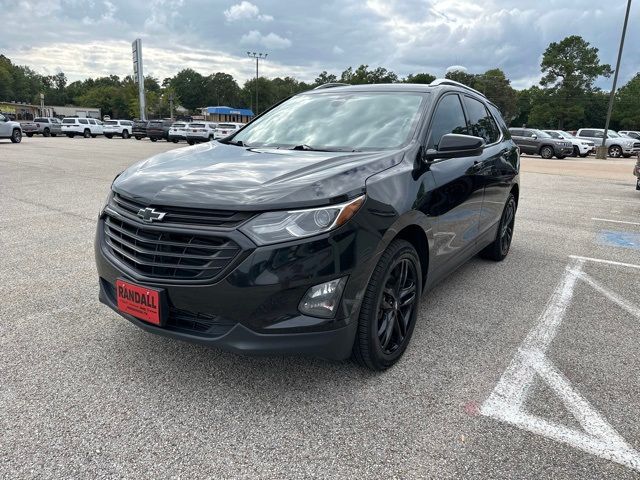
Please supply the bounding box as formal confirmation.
[298,277,348,319]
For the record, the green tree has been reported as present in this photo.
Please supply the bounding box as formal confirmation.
[475,69,517,123]
[340,65,398,84]
[444,69,476,86]
[612,73,640,129]
[403,73,436,84]
[169,69,206,110]
[313,71,338,86]
[539,35,612,129]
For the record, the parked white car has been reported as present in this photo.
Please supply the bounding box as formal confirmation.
[168,122,190,143]
[61,117,104,138]
[543,130,595,158]
[619,130,640,141]
[213,122,244,139]
[103,120,133,139]
[575,128,640,158]
[185,122,217,144]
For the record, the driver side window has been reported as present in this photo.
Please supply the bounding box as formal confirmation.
[0,114,5,122]
[427,94,467,150]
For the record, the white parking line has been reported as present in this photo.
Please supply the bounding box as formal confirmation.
[569,255,640,270]
[591,217,640,227]
[481,257,640,472]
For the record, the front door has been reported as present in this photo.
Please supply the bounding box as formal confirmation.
[0,114,10,137]
[423,93,484,270]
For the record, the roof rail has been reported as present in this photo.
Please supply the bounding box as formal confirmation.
[429,78,486,98]
[313,82,349,90]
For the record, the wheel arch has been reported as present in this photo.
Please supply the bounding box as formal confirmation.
[538,144,554,154]
[394,224,429,291]
[510,183,520,207]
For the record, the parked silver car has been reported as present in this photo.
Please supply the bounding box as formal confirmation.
[29,117,62,137]
[0,113,22,143]
[575,128,640,158]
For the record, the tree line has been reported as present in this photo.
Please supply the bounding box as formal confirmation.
[1,35,639,130]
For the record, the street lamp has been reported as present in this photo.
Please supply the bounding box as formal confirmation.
[597,0,633,159]
[247,52,268,116]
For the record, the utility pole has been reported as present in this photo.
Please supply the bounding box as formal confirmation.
[132,38,147,120]
[40,93,44,116]
[247,52,267,115]
[596,0,632,159]
[169,93,174,120]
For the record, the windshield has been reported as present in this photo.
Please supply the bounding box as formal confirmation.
[231,91,428,151]
[560,131,575,138]
[545,131,561,139]
[105,121,117,125]
[533,130,552,138]
[607,131,620,138]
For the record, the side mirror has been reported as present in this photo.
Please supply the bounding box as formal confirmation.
[531,134,538,139]
[424,134,485,161]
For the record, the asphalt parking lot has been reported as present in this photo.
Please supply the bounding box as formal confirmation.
[1,136,639,479]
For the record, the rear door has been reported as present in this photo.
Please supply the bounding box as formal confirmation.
[0,114,10,137]
[462,96,514,236]
[425,93,485,268]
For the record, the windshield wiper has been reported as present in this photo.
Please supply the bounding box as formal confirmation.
[290,144,359,152]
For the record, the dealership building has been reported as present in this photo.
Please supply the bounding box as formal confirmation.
[0,100,100,120]
[200,106,254,123]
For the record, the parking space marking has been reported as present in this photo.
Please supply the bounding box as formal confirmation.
[569,255,640,270]
[597,231,640,251]
[592,218,640,227]
[481,257,640,472]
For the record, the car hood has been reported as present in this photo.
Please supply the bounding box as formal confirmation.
[113,141,402,210]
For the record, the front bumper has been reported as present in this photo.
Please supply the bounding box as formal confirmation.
[94,211,379,360]
[557,146,573,156]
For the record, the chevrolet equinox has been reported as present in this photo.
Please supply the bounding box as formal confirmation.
[95,80,520,370]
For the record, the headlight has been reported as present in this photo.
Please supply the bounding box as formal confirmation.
[581,142,590,146]
[240,195,365,245]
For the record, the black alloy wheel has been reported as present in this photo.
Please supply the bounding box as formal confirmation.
[353,239,422,370]
[377,258,418,356]
[480,193,516,261]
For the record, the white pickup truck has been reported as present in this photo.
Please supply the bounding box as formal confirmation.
[0,113,22,143]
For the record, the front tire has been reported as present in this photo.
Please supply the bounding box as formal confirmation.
[26,133,34,137]
[135,136,142,140]
[83,129,90,138]
[10,129,22,143]
[572,146,579,157]
[352,239,422,371]
[540,146,554,159]
[122,130,130,139]
[480,193,516,261]
[105,134,113,139]
[150,137,157,142]
[43,128,50,137]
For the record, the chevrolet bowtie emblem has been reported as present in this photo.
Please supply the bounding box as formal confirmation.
[137,207,166,223]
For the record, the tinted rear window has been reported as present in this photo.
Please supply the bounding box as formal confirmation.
[78,119,88,124]
[191,123,205,128]
[218,124,236,129]
[172,123,185,128]
[63,119,76,124]
[105,120,117,125]
[34,118,47,123]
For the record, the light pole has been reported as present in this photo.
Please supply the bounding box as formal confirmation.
[596,0,633,159]
[247,52,267,115]
[39,93,45,116]
[169,93,174,120]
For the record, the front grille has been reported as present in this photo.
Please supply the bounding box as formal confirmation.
[103,213,241,281]
[112,193,252,228]
[167,307,235,336]
[633,142,640,149]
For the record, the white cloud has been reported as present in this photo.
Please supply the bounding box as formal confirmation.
[224,1,273,22]
[332,45,344,55]
[240,30,291,50]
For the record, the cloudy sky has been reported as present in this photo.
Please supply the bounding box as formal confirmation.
[1,0,638,89]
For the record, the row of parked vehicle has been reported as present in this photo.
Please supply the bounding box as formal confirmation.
[132,120,245,144]
[509,127,640,159]
[9,116,245,144]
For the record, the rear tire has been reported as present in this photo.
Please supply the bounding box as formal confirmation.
[480,193,517,262]
[105,134,113,139]
[83,129,90,138]
[67,134,74,138]
[150,137,157,142]
[122,130,130,139]
[26,133,34,137]
[172,139,179,143]
[187,140,194,145]
[43,128,50,137]
[352,239,422,371]
[556,154,566,159]
[579,153,588,158]
[10,128,22,143]
[608,145,622,158]
[135,136,142,140]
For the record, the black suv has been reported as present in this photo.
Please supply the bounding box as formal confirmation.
[95,81,520,370]
[147,119,173,141]
[132,120,148,140]
[509,128,573,159]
